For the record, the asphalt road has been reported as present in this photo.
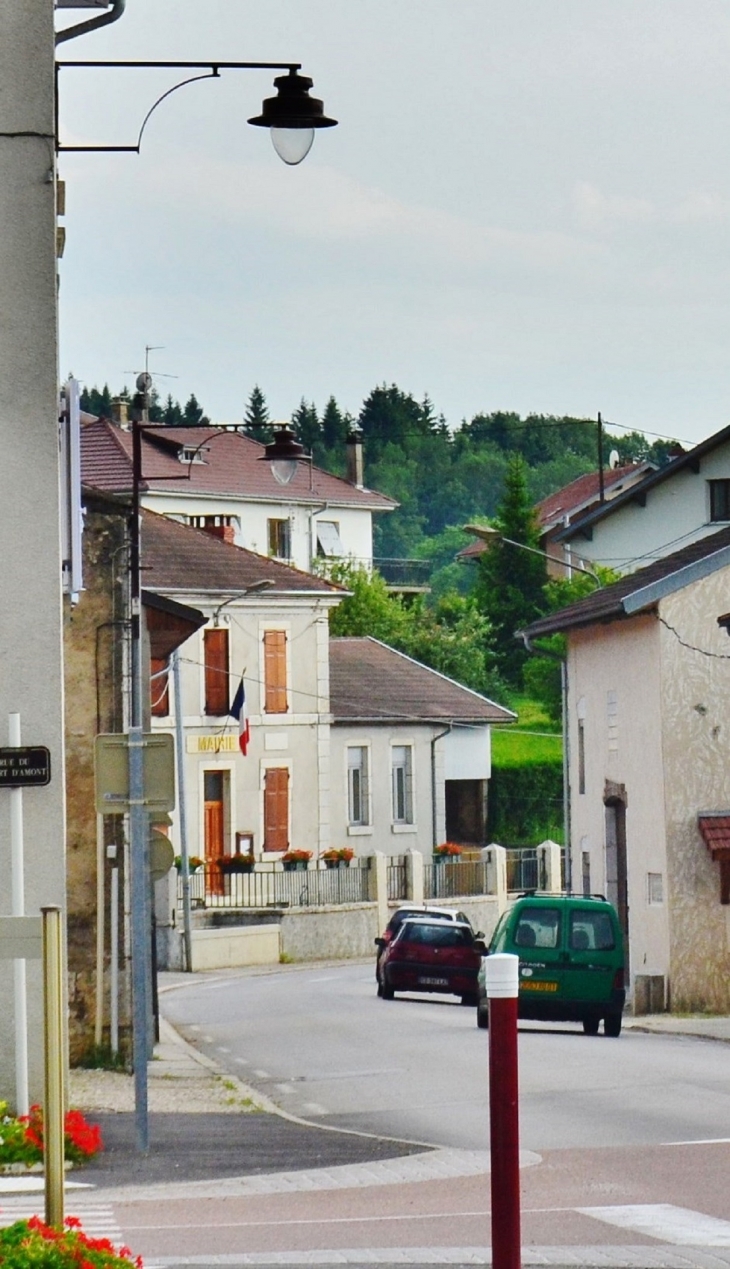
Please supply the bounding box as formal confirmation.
[161,961,730,1152]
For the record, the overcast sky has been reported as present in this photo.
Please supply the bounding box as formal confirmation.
[57,1,730,446]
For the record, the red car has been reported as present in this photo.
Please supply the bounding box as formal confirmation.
[378,917,487,1005]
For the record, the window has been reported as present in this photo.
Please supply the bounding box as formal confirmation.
[150,656,169,717]
[569,910,615,951]
[263,766,289,852]
[391,745,414,824]
[316,521,344,557]
[203,628,229,716]
[647,872,664,905]
[347,746,370,826]
[268,518,291,559]
[581,849,591,897]
[515,908,561,949]
[263,630,288,714]
[709,480,730,522]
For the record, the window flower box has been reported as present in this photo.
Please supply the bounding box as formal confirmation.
[434,842,462,861]
[282,849,312,872]
[321,848,355,870]
[218,853,255,874]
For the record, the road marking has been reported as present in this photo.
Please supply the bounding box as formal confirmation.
[274,1084,294,1094]
[665,1137,730,1145]
[0,1203,123,1245]
[217,1046,231,1053]
[578,1204,730,1246]
[202,1034,214,1043]
[120,1209,490,1231]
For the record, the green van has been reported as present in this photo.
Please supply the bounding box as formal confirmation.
[476,893,625,1036]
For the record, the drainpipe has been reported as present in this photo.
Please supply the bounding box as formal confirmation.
[520,633,571,891]
[56,0,126,45]
[431,724,452,848]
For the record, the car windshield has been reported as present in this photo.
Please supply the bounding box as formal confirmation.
[399,923,473,948]
[569,910,615,951]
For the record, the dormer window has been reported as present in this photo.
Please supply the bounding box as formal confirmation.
[179,445,206,464]
[709,480,730,522]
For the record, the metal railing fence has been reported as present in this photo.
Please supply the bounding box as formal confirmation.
[180,861,370,910]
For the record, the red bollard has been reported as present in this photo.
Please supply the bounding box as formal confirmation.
[486,952,521,1269]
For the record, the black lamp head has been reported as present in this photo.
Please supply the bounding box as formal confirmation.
[248,68,337,165]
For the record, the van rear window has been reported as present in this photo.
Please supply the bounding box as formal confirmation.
[569,911,616,951]
[514,908,561,949]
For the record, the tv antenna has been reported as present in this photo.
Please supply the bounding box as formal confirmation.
[124,344,179,386]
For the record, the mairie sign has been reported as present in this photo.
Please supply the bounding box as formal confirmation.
[186,735,238,753]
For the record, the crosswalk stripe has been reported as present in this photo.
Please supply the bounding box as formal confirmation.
[578,1203,730,1246]
[0,1202,123,1246]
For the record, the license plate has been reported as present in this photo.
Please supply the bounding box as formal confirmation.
[520,980,559,993]
[419,976,449,987]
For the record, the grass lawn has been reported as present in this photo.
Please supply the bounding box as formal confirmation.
[492,695,562,768]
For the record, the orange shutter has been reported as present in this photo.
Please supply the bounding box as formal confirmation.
[264,630,288,714]
[263,767,289,852]
[150,657,169,717]
[204,628,229,716]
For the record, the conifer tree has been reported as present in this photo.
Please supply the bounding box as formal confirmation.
[475,453,546,685]
[243,384,272,442]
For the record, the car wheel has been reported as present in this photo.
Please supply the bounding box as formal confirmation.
[461,992,478,1007]
[376,978,383,997]
[381,976,395,1001]
[604,1012,622,1037]
[582,1017,600,1036]
[476,1001,489,1029]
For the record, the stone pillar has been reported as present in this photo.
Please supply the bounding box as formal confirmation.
[0,0,65,1105]
[369,851,389,937]
[482,844,507,913]
[406,848,424,904]
[536,839,563,893]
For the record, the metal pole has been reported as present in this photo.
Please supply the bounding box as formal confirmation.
[129,413,150,1152]
[486,953,521,1269]
[110,865,119,1055]
[597,412,605,503]
[9,712,29,1117]
[561,660,571,890]
[42,906,65,1231]
[172,650,193,971]
[94,814,105,1049]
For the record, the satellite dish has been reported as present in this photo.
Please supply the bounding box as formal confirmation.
[608,450,620,469]
[136,371,153,394]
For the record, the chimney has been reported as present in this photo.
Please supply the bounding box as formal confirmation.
[111,397,129,429]
[346,426,364,488]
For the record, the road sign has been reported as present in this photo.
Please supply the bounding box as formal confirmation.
[150,830,175,882]
[0,747,51,788]
[94,733,175,815]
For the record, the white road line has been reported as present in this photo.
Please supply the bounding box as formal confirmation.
[665,1137,730,1145]
[578,1203,730,1246]
[202,1034,214,1043]
[217,1046,231,1053]
[275,1084,294,1094]
[233,1056,248,1065]
[0,1203,123,1245]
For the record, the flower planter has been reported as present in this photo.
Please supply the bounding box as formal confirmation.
[283,861,308,872]
[324,858,348,870]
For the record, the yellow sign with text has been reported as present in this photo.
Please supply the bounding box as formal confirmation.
[186,735,238,754]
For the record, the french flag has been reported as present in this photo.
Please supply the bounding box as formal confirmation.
[229,677,250,756]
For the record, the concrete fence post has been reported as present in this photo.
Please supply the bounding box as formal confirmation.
[482,844,507,913]
[369,851,389,937]
[406,849,424,904]
[536,840,562,892]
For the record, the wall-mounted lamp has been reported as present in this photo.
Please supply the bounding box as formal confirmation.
[259,425,311,486]
[55,61,337,164]
[212,579,276,626]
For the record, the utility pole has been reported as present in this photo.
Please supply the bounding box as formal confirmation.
[0,1,66,1104]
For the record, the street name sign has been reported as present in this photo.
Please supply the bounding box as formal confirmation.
[0,747,51,788]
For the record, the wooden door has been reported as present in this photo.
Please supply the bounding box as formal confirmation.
[264,767,289,853]
[204,771,225,893]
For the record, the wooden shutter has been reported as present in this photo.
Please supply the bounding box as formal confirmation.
[263,630,288,714]
[150,657,169,717]
[263,767,289,852]
[204,628,229,716]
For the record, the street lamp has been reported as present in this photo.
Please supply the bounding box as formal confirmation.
[259,425,312,486]
[464,524,602,586]
[212,579,276,626]
[55,61,337,165]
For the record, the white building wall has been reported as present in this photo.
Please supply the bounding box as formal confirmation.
[330,724,438,856]
[141,491,375,573]
[568,616,670,996]
[566,443,730,574]
[0,0,66,1105]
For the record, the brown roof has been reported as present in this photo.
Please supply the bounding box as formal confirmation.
[698,814,730,860]
[81,420,397,512]
[329,637,515,724]
[536,464,652,531]
[520,523,730,639]
[141,510,343,597]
